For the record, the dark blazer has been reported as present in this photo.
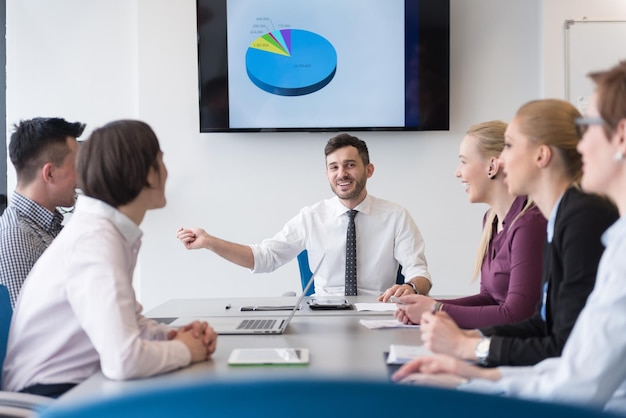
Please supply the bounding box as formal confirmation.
[480,186,618,366]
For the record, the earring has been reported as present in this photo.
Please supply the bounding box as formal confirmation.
[614,151,624,162]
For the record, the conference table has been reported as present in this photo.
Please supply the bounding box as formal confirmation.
[55,295,428,406]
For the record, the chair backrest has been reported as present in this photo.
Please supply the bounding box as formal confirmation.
[0,285,55,415]
[38,377,620,418]
[297,250,315,296]
[297,250,404,296]
[0,285,13,383]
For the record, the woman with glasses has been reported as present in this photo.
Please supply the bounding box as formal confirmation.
[393,61,626,413]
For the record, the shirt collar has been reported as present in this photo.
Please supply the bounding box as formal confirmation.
[75,195,143,244]
[547,192,565,243]
[501,195,529,227]
[11,191,64,234]
[332,194,372,217]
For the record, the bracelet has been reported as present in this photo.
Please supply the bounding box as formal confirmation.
[432,301,443,313]
[404,282,419,294]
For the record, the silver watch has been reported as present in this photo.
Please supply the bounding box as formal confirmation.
[475,337,491,366]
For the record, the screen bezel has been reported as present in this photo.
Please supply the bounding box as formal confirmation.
[197,0,450,133]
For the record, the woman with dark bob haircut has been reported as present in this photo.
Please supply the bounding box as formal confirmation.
[77,119,163,207]
[3,120,218,398]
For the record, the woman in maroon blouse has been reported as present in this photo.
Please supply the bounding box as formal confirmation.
[394,121,547,328]
[396,100,617,368]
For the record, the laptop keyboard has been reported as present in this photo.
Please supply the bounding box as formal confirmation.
[238,319,277,330]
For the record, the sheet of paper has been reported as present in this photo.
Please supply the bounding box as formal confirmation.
[397,373,468,388]
[387,344,432,364]
[354,302,398,312]
[359,319,419,329]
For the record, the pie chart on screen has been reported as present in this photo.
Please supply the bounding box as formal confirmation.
[245,29,337,96]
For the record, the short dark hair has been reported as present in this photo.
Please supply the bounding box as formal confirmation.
[324,133,370,166]
[76,120,161,207]
[9,117,86,184]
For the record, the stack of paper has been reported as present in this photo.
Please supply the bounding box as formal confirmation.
[386,344,432,364]
[359,319,419,329]
[353,302,397,312]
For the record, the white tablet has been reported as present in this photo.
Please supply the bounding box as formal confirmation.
[227,348,309,366]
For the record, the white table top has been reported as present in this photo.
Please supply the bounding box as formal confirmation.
[56,296,423,407]
[144,295,399,322]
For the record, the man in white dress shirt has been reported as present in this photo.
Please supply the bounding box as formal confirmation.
[177,133,431,297]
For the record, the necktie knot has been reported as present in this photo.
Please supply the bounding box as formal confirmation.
[347,209,358,220]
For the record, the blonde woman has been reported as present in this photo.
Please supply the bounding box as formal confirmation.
[393,121,546,329]
[392,60,626,414]
[402,100,617,369]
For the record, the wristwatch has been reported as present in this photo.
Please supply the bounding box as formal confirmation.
[475,337,492,366]
[404,281,419,294]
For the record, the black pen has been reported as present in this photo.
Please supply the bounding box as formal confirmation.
[240,305,296,311]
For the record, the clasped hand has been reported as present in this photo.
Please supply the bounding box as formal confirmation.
[168,320,218,363]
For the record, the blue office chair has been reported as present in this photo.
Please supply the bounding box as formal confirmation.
[0,286,11,373]
[297,249,404,296]
[39,377,619,418]
[0,285,55,416]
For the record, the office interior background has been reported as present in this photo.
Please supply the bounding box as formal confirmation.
[3,0,626,311]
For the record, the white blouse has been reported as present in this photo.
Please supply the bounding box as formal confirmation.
[3,196,190,392]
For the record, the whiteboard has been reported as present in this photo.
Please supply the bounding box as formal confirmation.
[564,19,626,113]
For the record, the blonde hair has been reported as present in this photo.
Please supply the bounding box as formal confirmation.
[467,121,535,281]
[515,99,583,183]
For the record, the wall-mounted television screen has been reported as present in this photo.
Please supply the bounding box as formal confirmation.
[197,0,450,132]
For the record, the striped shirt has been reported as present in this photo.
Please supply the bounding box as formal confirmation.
[0,192,64,307]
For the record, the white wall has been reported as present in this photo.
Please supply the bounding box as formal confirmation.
[542,0,626,99]
[7,0,550,310]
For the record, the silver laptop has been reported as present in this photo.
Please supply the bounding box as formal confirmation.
[171,255,323,335]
